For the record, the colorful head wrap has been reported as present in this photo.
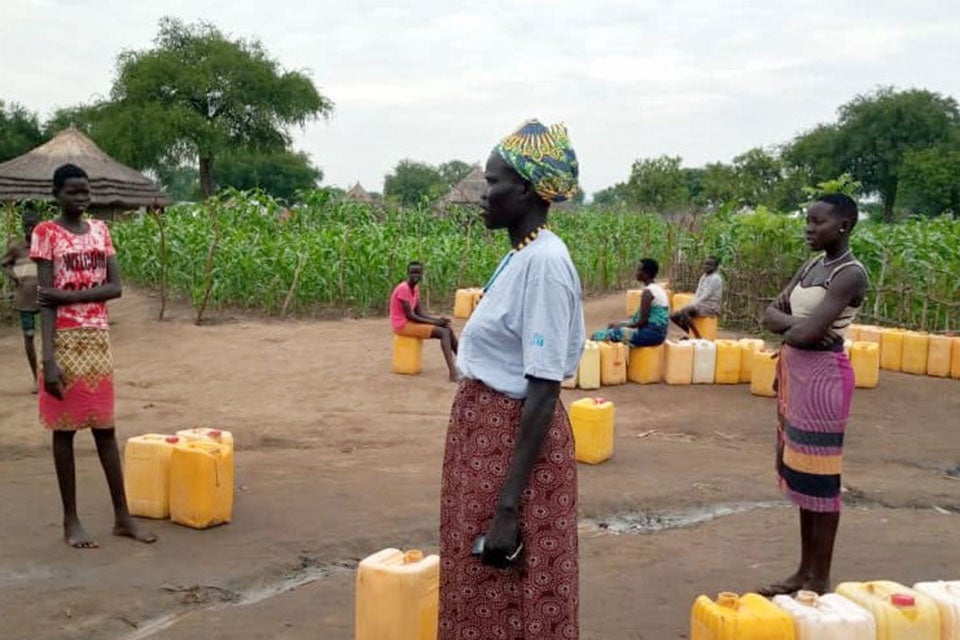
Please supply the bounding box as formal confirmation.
[494,119,580,204]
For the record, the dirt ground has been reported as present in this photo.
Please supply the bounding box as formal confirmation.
[0,290,957,640]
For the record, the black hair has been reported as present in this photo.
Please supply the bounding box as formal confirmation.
[408,261,422,270]
[818,193,858,230]
[21,208,40,224]
[707,255,721,265]
[53,164,89,193]
[639,258,659,278]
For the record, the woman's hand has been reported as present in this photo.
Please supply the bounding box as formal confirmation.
[482,506,521,569]
[37,286,75,308]
[43,359,66,400]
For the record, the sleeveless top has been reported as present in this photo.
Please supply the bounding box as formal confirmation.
[788,254,867,342]
[641,282,670,327]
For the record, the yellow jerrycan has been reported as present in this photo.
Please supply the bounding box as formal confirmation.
[773,591,876,640]
[693,315,719,341]
[664,340,694,385]
[628,344,663,384]
[672,292,695,313]
[453,289,475,319]
[691,592,795,640]
[953,337,960,380]
[926,335,953,378]
[858,325,882,344]
[836,581,941,640]
[599,341,627,386]
[124,434,182,519]
[849,342,880,389]
[392,335,423,375]
[569,397,615,464]
[355,548,439,640]
[714,340,742,385]
[880,328,905,371]
[169,441,233,529]
[739,339,765,383]
[578,341,601,390]
[901,331,930,375]
[751,350,779,397]
[177,428,235,501]
[914,581,960,640]
[625,288,643,315]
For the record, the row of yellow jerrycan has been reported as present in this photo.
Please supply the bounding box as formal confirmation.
[849,325,960,379]
[693,580,960,640]
[626,289,718,340]
[452,287,483,319]
[123,428,234,529]
[563,338,882,395]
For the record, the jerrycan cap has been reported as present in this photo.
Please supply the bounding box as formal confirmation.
[717,592,739,609]
[403,550,424,564]
[891,594,915,607]
[595,397,606,405]
[208,429,222,437]
[796,591,819,607]
[164,436,180,444]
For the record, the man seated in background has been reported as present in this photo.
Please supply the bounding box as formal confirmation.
[670,255,723,339]
[390,261,459,382]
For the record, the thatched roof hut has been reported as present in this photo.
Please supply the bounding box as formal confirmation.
[345,182,374,203]
[437,164,484,208]
[0,126,168,216]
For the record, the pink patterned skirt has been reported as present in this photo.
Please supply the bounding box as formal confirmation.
[439,380,578,640]
[39,328,115,431]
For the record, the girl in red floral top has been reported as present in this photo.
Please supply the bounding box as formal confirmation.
[32,164,156,548]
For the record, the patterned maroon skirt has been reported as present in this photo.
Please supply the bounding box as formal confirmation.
[439,380,579,640]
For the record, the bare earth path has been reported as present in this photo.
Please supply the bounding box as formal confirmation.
[0,291,957,640]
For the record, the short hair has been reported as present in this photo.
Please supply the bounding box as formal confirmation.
[819,193,858,229]
[639,258,659,278]
[53,164,89,193]
[707,255,721,265]
[408,261,422,270]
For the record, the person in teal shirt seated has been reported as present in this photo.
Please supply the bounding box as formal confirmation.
[593,258,669,347]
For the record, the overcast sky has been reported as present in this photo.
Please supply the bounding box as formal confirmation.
[5,0,960,195]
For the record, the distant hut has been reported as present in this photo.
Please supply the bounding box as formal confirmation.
[437,164,484,210]
[0,126,168,219]
[436,163,578,212]
[345,182,374,204]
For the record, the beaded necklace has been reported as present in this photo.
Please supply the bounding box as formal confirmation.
[483,224,548,293]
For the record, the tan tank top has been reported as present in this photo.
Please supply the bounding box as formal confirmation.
[788,255,867,340]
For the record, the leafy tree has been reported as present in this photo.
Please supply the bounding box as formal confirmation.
[624,155,689,211]
[383,160,448,206]
[696,162,739,208]
[783,124,843,187]
[898,145,960,216]
[0,101,46,162]
[214,150,321,201]
[49,18,333,198]
[592,183,628,206]
[438,160,473,187]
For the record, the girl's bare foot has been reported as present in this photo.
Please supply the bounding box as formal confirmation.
[757,572,805,597]
[64,518,98,549]
[113,515,157,543]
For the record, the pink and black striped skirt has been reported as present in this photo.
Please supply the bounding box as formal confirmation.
[776,344,855,513]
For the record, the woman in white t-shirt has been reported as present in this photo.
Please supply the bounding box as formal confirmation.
[439,120,585,639]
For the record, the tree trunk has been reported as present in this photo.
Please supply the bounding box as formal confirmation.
[199,156,215,200]
[881,182,898,221]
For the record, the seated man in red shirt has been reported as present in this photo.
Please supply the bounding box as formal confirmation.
[390,261,459,381]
